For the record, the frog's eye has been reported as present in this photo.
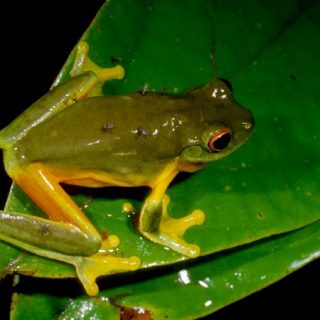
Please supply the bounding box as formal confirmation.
[218,78,233,92]
[208,129,231,152]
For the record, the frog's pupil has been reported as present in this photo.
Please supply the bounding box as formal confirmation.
[213,132,231,151]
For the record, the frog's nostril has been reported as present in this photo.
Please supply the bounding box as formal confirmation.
[242,121,252,130]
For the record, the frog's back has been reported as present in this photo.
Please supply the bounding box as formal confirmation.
[9,94,194,175]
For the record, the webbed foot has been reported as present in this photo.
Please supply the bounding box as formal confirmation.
[72,236,140,296]
[141,195,205,258]
[71,41,125,88]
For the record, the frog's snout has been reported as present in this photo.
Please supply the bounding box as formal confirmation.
[241,108,254,133]
[241,120,253,131]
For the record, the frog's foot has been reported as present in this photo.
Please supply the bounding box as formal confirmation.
[70,41,125,95]
[143,195,205,258]
[73,236,140,296]
[75,254,140,296]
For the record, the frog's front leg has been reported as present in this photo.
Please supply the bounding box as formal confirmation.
[61,41,124,97]
[1,163,140,296]
[138,164,205,257]
[0,42,124,149]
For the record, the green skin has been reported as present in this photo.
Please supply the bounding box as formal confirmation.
[9,81,253,178]
[0,48,253,295]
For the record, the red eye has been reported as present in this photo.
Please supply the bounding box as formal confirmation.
[208,129,231,152]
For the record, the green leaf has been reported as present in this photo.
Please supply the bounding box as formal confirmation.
[1,0,320,318]
[10,221,320,319]
[1,0,319,275]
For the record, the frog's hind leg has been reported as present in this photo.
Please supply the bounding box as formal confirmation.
[138,164,205,258]
[3,162,140,296]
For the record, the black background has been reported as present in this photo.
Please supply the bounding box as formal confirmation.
[0,1,318,319]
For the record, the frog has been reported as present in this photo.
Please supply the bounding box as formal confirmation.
[0,41,254,296]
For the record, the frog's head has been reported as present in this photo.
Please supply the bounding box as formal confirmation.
[180,78,254,163]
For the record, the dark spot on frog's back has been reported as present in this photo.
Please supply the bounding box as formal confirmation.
[134,127,149,137]
[101,123,114,133]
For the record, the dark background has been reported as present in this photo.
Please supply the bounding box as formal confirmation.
[0,1,318,319]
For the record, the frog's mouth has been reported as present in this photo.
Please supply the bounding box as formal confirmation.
[179,144,238,163]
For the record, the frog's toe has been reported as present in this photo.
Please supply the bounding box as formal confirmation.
[96,65,125,82]
[158,209,205,257]
[152,230,201,257]
[75,254,141,296]
[99,235,120,252]
[72,234,140,296]
[161,209,205,235]
[71,41,125,82]
[142,194,205,258]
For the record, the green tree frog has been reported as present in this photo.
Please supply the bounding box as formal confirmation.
[0,42,253,296]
